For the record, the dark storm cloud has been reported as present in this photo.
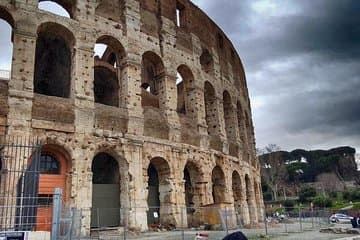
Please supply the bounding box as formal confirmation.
[193,0,360,152]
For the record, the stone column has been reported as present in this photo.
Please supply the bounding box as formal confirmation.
[158,72,181,142]
[123,141,148,231]
[240,181,250,225]
[256,181,265,222]
[73,42,96,135]
[216,96,228,153]
[122,58,144,136]
[70,145,93,236]
[123,0,144,136]
[247,178,258,224]
[6,21,37,136]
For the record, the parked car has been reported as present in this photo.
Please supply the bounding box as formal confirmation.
[329,213,353,223]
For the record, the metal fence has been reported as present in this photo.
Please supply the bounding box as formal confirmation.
[0,136,41,232]
[53,204,331,240]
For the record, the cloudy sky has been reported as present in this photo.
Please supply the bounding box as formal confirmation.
[0,1,359,153]
[192,0,360,153]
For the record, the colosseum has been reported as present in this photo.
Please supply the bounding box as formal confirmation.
[0,0,264,234]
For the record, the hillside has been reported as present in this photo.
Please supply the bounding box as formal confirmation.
[259,146,359,201]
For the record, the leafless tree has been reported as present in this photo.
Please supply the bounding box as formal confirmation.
[261,144,288,201]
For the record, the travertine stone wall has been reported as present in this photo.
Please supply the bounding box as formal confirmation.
[0,0,264,233]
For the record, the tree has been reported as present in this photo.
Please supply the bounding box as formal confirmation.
[261,144,288,201]
[298,186,316,203]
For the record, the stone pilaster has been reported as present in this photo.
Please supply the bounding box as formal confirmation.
[6,21,37,136]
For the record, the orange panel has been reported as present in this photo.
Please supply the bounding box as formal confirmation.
[36,207,52,232]
[39,174,66,195]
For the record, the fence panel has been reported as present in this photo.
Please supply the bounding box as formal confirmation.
[0,136,42,231]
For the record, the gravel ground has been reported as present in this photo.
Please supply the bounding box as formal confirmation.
[121,222,360,240]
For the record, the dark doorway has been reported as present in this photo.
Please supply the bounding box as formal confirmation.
[147,163,160,225]
[91,153,120,228]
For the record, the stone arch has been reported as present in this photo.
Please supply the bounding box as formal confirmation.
[91,151,128,228]
[0,7,15,28]
[237,101,246,144]
[245,174,251,204]
[204,81,218,137]
[34,22,75,98]
[141,51,165,108]
[38,0,75,18]
[184,160,203,227]
[176,64,195,116]
[211,166,226,203]
[223,90,236,141]
[254,178,262,220]
[147,157,173,226]
[232,171,242,207]
[94,35,126,107]
[0,7,14,77]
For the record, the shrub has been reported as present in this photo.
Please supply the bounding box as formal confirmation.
[350,189,360,201]
[343,190,351,201]
[299,186,316,203]
[312,195,332,208]
[283,200,295,210]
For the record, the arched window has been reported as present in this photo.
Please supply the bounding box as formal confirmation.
[0,8,14,79]
[141,51,165,108]
[38,0,73,18]
[93,36,125,107]
[223,91,236,141]
[39,153,60,174]
[34,23,75,98]
[176,65,195,116]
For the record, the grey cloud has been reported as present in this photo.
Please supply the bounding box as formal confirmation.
[192,0,360,152]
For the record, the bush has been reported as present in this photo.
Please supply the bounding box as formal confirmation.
[313,195,332,208]
[299,186,317,203]
[350,189,360,201]
[283,200,295,210]
[343,190,351,201]
[342,189,360,201]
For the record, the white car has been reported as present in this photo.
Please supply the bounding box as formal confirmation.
[329,213,353,223]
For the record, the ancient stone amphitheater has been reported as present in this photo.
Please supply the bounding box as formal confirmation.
[0,0,264,234]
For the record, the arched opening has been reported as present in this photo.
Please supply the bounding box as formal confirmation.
[232,171,242,224]
[176,72,185,114]
[0,8,14,79]
[200,48,214,74]
[211,166,226,203]
[38,0,74,18]
[176,65,195,116]
[34,22,75,98]
[147,157,172,226]
[204,82,218,137]
[184,161,202,227]
[94,36,125,107]
[141,51,165,108]
[237,102,246,144]
[245,111,251,147]
[245,174,251,208]
[223,91,236,141]
[36,145,69,231]
[232,171,242,206]
[91,153,120,228]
